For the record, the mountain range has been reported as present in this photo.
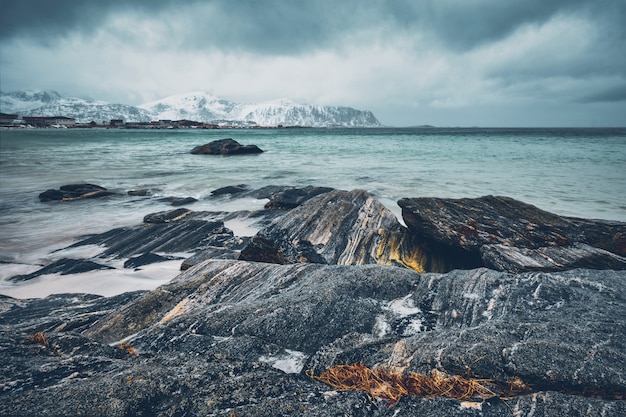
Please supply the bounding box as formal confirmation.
[0,90,382,127]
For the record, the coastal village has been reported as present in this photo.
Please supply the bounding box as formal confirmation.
[0,112,288,129]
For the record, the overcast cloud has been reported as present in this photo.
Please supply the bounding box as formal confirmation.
[1,0,625,126]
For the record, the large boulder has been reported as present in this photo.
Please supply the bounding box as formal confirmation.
[2,262,623,416]
[190,138,263,155]
[398,195,626,272]
[239,189,461,271]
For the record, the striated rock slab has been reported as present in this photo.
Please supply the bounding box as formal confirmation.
[68,211,236,259]
[39,183,116,202]
[398,195,626,272]
[240,189,398,265]
[2,262,623,416]
[481,242,626,273]
[190,138,263,155]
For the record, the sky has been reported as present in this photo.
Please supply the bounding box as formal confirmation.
[1,0,625,127]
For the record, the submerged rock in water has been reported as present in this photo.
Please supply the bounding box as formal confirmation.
[143,208,192,224]
[210,184,249,196]
[9,258,114,282]
[2,262,623,416]
[123,252,183,269]
[264,186,335,210]
[190,138,263,155]
[39,183,115,202]
[157,196,198,206]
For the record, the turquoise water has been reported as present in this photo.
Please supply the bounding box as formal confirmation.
[1,127,625,269]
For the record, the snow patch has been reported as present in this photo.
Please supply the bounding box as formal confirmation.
[385,294,421,317]
[258,349,307,374]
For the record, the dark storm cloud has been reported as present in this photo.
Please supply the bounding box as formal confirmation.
[0,0,182,40]
[4,0,625,53]
[578,85,626,104]
[384,0,626,49]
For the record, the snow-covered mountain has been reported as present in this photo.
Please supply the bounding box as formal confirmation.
[0,90,152,123]
[138,91,238,122]
[0,90,382,127]
[139,92,381,127]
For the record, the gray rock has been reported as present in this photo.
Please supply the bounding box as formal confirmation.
[264,185,335,210]
[2,263,623,416]
[143,208,192,223]
[398,195,626,272]
[39,183,116,202]
[127,188,152,196]
[481,242,626,273]
[210,184,249,196]
[157,196,198,206]
[191,138,264,155]
[123,252,184,269]
[70,211,235,259]
[239,189,475,272]
[9,258,114,282]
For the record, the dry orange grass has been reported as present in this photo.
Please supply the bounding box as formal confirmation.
[308,363,529,405]
[118,342,137,355]
[31,331,48,346]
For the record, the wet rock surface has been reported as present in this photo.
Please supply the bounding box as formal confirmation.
[191,138,264,155]
[1,263,624,416]
[264,185,335,210]
[241,189,403,265]
[9,258,114,282]
[39,183,116,202]
[398,195,626,272]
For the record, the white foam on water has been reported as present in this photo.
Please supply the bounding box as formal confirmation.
[0,260,181,299]
[223,217,261,237]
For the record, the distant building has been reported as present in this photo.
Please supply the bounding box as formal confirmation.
[22,116,75,127]
[0,113,19,125]
[110,119,124,126]
[49,116,75,126]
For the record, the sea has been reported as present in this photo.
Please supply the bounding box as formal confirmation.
[1,127,625,298]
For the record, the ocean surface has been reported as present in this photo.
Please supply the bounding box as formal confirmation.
[1,127,625,298]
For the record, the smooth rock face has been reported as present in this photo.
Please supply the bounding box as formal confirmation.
[39,183,115,202]
[398,195,626,272]
[190,138,263,155]
[2,262,624,416]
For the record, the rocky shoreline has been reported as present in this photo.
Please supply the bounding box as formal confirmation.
[1,183,625,416]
